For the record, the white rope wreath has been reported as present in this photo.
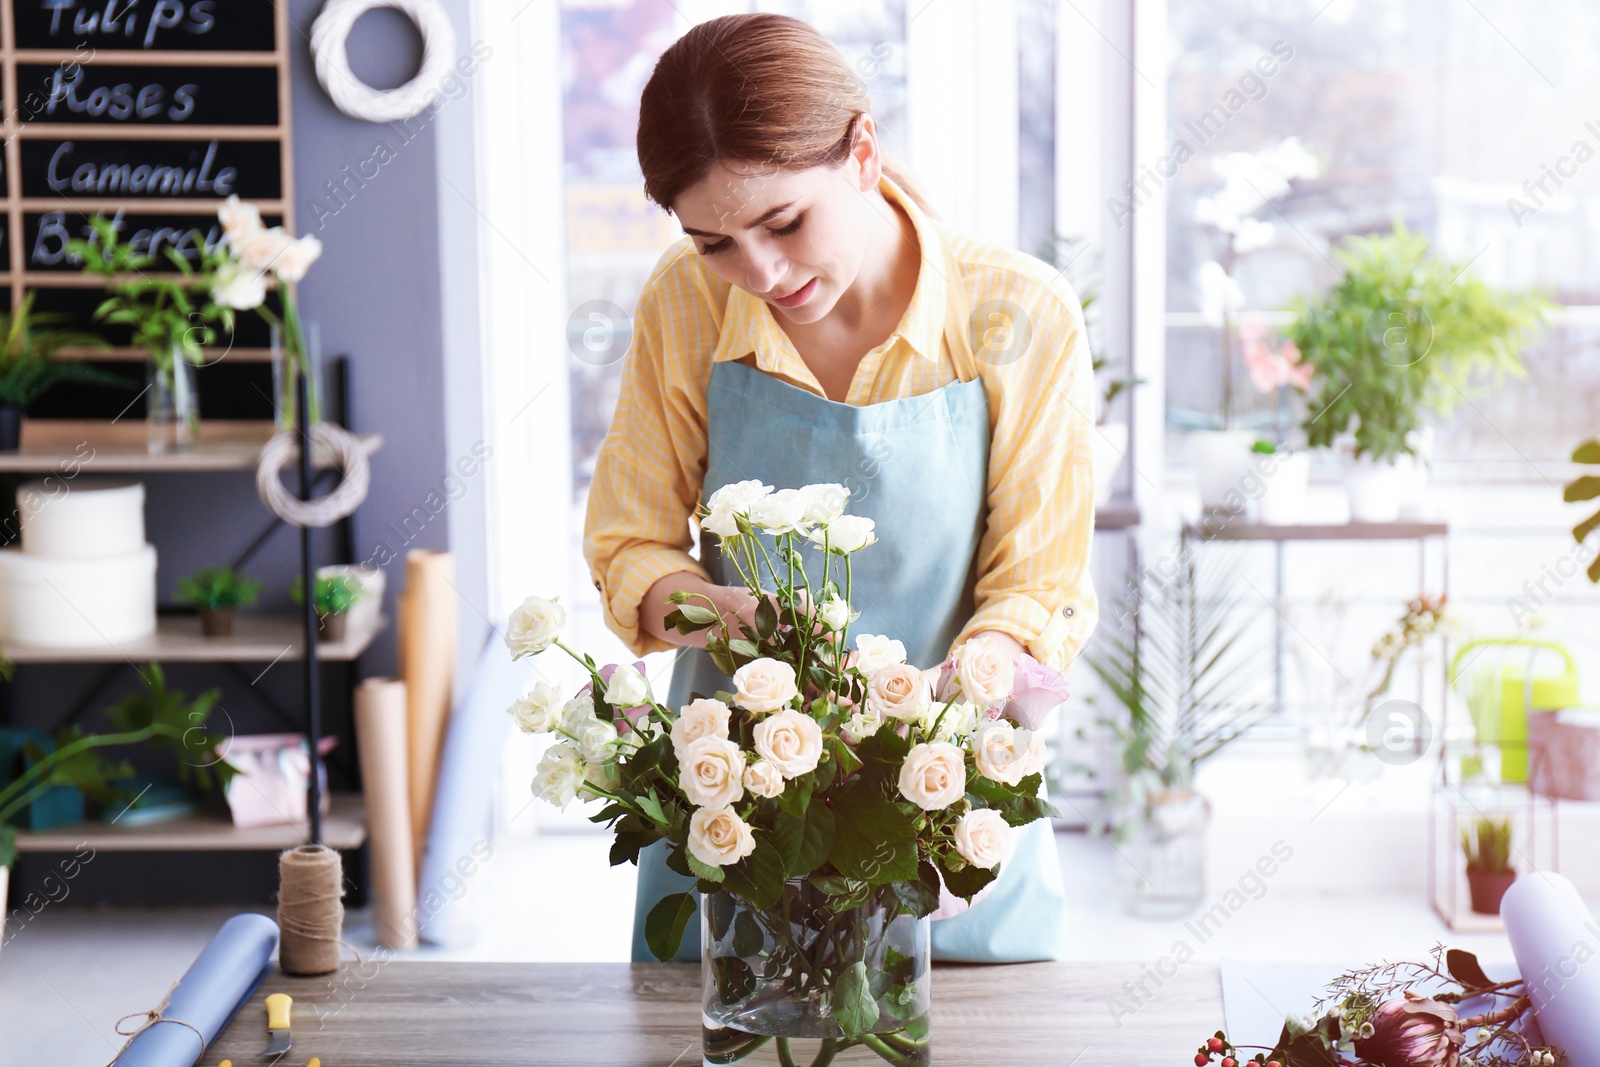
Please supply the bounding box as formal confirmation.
[256,424,375,528]
[311,0,458,123]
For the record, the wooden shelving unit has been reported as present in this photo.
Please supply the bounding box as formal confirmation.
[3,611,387,664]
[0,420,382,473]
[13,793,367,853]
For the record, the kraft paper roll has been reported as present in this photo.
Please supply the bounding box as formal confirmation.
[355,677,419,949]
[111,913,278,1067]
[400,550,457,868]
[1502,871,1600,1066]
[417,627,523,946]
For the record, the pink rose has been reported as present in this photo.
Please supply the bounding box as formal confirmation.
[1002,653,1069,730]
[931,654,959,703]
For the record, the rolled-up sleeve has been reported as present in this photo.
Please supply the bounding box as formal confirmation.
[582,253,712,656]
[950,273,1100,672]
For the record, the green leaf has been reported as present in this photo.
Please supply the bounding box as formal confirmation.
[686,852,726,883]
[755,596,778,640]
[609,831,645,867]
[774,777,810,819]
[721,839,785,910]
[939,855,998,899]
[891,860,942,918]
[730,909,764,957]
[644,891,698,961]
[830,781,918,883]
[831,738,862,778]
[773,803,834,878]
[1572,438,1600,465]
[831,961,880,1039]
[1564,475,1600,503]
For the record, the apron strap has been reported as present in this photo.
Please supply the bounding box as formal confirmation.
[938,232,983,384]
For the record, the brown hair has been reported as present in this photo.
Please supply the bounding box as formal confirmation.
[636,12,935,218]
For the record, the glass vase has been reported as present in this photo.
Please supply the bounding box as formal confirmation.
[1113,789,1211,917]
[146,351,198,453]
[702,883,931,1067]
[270,322,321,433]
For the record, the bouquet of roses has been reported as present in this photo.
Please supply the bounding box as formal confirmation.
[503,481,1068,992]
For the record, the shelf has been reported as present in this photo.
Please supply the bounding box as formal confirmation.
[1094,502,1140,531]
[0,420,383,473]
[1183,519,1449,542]
[13,793,366,853]
[2,611,387,664]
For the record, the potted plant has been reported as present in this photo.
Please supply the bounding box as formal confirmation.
[0,291,127,451]
[1564,431,1600,583]
[1176,138,1321,508]
[1461,815,1516,915]
[176,566,263,637]
[1084,554,1271,916]
[291,573,363,641]
[66,217,238,453]
[1290,223,1549,522]
[1238,315,1315,523]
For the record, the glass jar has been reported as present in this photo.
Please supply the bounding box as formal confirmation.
[1113,788,1211,917]
[146,349,198,453]
[702,882,931,1067]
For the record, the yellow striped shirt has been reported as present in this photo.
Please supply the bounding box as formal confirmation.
[582,174,1099,673]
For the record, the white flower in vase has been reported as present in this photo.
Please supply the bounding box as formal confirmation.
[670,697,731,757]
[1197,261,1245,329]
[972,720,1037,786]
[733,658,798,713]
[818,594,854,632]
[866,663,933,722]
[211,261,267,311]
[532,743,586,808]
[752,709,823,778]
[954,635,1015,708]
[507,680,563,733]
[743,760,786,799]
[897,741,966,810]
[798,482,850,524]
[954,808,1010,870]
[749,487,810,535]
[852,633,906,678]
[505,595,566,657]
[603,663,650,709]
[808,514,876,554]
[679,736,746,808]
[688,806,757,867]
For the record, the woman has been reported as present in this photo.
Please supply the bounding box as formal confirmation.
[583,12,1099,964]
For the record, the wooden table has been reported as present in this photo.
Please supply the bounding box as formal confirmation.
[207,961,1220,1065]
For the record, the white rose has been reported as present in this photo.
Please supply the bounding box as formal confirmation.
[701,507,742,539]
[603,663,650,709]
[218,194,262,238]
[211,261,267,310]
[678,736,746,808]
[972,720,1036,786]
[532,743,585,808]
[842,706,884,740]
[558,692,597,736]
[752,708,823,778]
[853,634,907,678]
[577,719,619,762]
[866,663,933,722]
[743,760,786,799]
[749,487,809,535]
[688,806,757,867]
[273,233,323,283]
[733,658,798,714]
[671,698,731,757]
[705,479,772,516]
[584,758,620,791]
[954,808,1010,870]
[818,595,854,632]
[954,635,1016,707]
[808,514,876,554]
[921,700,977,742]
[1022,730,1050,777]
[897,741,967,811]
[506,680,563,733]
[231,224,293,273]
[799,483,849,524]
[506,595,566,658]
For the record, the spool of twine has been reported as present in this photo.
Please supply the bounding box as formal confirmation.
[278,845,344,975]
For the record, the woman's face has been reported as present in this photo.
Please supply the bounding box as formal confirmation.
[671,127,881,326]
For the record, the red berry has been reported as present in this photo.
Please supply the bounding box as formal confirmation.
[1208,1039,1226,1053]
[1268,1061,1282,1067]
[1222,1059,1236,1067]
[1195,1056,1210,1066]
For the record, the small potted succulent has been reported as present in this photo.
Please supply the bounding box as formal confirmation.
[176,566,263,637]
[291,573,363,642]
[0,291,126,451]
[1461,815,1516,915]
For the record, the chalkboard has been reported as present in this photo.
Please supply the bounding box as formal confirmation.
[5,0,293,422]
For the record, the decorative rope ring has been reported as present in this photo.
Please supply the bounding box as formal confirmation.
[256,423,374,528]
[311,0,458,123]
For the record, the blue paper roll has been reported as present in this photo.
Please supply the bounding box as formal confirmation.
[416,626,521,946]
[112,912,278,1067]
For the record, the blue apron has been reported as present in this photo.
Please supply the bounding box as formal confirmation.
[628,236,1068,963]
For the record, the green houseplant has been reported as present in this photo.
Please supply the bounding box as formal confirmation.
[1083,555,1271,916]
[0,291,126,451]
[1460,815,1515,915]
[176,566,263,637]
[67,216,238,453]
[1289,223,1550,521]
[1564,433,1600,583]
[291,573,363,641]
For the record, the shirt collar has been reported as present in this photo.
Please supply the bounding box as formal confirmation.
[711,173,951,370]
